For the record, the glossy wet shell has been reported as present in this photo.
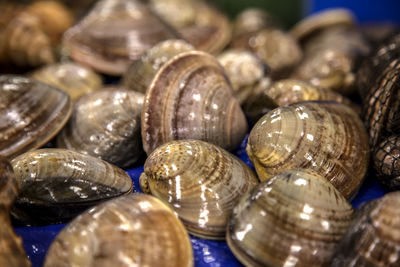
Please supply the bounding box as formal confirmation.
[10,149,133,224]
[331,191,400,267]
[373,135,400,189]
[247,101,370,200]
[140,140,259,239]
[63,0,177,75]
[0,75,72,159]
[122,39,194,94]
[227,169,354,267]
[141,51,248,155]
[31,62,103,102]
[44,194,193,267]
[57,88,144,168]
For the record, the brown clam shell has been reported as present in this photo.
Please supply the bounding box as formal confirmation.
[140,140,259,239]
[373,135,400,189]
[227,169,354,267]
[44,194,193,267]
[247,101,370,200]
[0,75,72,159]
[141,51,248,155]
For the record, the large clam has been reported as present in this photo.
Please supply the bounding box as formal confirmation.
[10,148,133,224]
[140,140,259,239]
[0,75,72,159]
[141,51,248,155]
[331,191,400,266]
[44,194,193,267]
[247,101,370,200]
[227,169,354,267]
[57,88,144,168]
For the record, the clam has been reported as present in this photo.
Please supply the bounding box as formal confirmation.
[141,51,248,155]
[331,191,400,266]
[31,62,103,102]
[247,101,370,200]
[57,88,144,168]
[227,169,354,267]
[44,194,193,267]
[374,135,400,190]
[0,75,72,159]
[63,0,178,75]
[232,8,280,37]
[122,39,194,94]
[0,157,31,267]
[140,140,259,239]
[10,148,133,224]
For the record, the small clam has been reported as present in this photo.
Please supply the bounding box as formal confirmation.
[44,194,193,267]
[331,191,400,266]
[122,39,194,94]
[140,140,259,239]
[63,0,177,75]
[141,51,248,155]
[374,135,400,189]
[232,8,280,37]
[0,157,31,267]
[247,101,370,200]
[0,75,72,159]
[57,88,144,168]
[31,62,103,102]
[227,169,354,267]
[10,148,133,224]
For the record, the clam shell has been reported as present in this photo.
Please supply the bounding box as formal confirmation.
[233,8,280,37]
[373,135,400,189]
[57,88,144,168]
[10,148,133,224]
[63,0,177,75]
[247,101,370,200]
[140,140,259,239]
[122,39,194,94]
[227,169,354,267]
[0,75,72,159]
[31,62,103,102]
[331,191,400,266]
[141,51,248,155]
[44,194,193,267]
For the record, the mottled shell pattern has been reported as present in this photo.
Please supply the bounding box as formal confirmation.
[0,75,72,159]
[141,51,248,155]
[227,169,354,267]
[44,194,193,267]
[10,148,133,224]
[57,88,144,168]
[374,135,400,189]
[140,140,259,239]
[247,101,370,200]
[331,191,400,267]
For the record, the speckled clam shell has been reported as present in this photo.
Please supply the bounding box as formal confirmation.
[0,158,31,267]
[141,51,248,155]
[331,191,400,267]
[63,0,177,75]
[44,194,193,267]
[57,88,144,168]
[122,39,194,94]
[140,140,259,239]
[227,169,354,267]
[247,101,370,200]
[10,148,133,224]
[0,75,72,159]
[31,62,103,102]
[373,135,400,189]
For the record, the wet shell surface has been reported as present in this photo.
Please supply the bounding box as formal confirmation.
[31,62,103,102]
[373,135,400,189]
[227,169,354,267]
[247,101,370,200]
[44,194,193,267]
[331,191,400,267]
[10,148,133,224]
[63,0,177,75]
[0,75,72,159]
[141,51,248,155]
[140,140,259,239]
[57,88,144,168]
[122,39,194,94]
[0,158,31,267]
